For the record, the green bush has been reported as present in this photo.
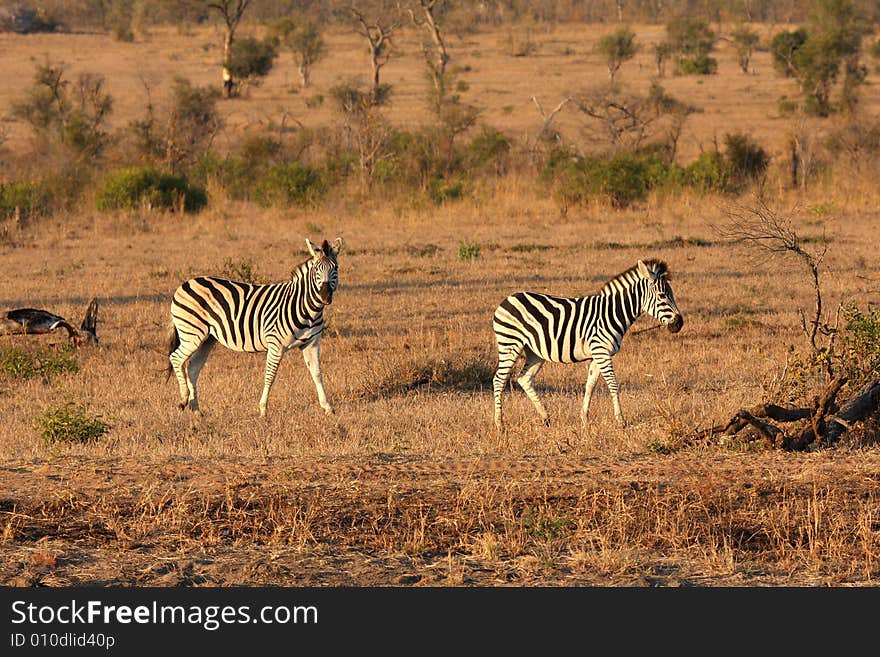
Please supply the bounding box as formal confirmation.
[95,166,207,212]
[0,344,78,380]
[252,163,325,207]
[838,304,880,385]
[464,127,511,176]
[458,239,481,261]
[226,36,279,82]
[542,150,658,208]
[685,151,731,193]
[724,132,769,187]
[0,179,51,219]
[678,53,718,75]
[427,175,465,204]
[33,402,109,447]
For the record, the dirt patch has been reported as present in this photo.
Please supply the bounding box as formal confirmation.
[2,451,879,587]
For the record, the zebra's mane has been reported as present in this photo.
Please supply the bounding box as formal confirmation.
[599,259,670,295]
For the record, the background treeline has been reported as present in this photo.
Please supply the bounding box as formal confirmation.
[2,0,880,224]
[4,0,880,34]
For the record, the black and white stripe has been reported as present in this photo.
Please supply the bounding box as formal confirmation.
[492,259,683,430]
[166,237,343,417]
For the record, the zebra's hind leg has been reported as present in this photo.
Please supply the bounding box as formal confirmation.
[169,333,204,411]
[185,336,217,413]
[516,348,549,426]
[493,342,524,431]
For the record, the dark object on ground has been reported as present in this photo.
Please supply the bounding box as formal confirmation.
[0,298,99,346]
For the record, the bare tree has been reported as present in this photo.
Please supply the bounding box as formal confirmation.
[408,0,449,95]
[351,7,399,103]
[574,84,658,152]
[205,0,252,97]
[718,197,838,370]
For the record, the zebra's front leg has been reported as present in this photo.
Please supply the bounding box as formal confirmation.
[259,344,285,418]
[517,349,549,427]
[581,360,601,426]
[595,353,626,428]
[302,339,334,415]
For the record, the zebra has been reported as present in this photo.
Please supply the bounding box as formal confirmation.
[492,259,683,431]
[166,237,343,417]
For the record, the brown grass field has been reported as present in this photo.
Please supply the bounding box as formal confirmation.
[1,22,880,587]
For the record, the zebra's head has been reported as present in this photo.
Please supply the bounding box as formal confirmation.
[637,259,683,333]
[306,237,343,305]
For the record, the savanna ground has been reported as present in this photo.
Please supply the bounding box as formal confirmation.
[2,21,880,587]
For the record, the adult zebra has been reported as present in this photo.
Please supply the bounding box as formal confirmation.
[492,259,683,431]
[166,237,343,417]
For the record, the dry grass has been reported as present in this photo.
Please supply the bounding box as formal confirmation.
[1,23,880,586]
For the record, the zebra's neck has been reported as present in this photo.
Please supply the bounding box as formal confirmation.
[596,272,646,336]
[288,260,325,319]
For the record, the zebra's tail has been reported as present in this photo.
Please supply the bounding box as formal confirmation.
[165,322,179,383]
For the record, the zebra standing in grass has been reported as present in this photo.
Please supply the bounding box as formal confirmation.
[492,259,683,431]
[166,237,344,417]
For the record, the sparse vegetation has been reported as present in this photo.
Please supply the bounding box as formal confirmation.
[0,344,78,380]
[33,401,109,446]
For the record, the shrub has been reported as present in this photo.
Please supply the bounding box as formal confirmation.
[685,151,730,193]
[95,166,207,213]
[464,128,511,176]
[678,53,717,75]
[542,150,657,208]
[252,163,325,207]
[838,304,880,386]
[724,132,769,188]
[226,36,279,84]
[427,175,464,204]
[33,402,109,447]
[0,344,78,380]
[0,179,51,220]
[458,239,481,261]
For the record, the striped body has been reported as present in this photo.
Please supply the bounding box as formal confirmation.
[167,238,343,417]
[492,259,683,430]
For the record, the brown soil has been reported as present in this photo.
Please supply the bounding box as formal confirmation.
[3,451,879,587]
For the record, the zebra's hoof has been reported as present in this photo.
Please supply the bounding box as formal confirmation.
[542,417,551,428]
[178,402,187,411]
[323,406,335,416]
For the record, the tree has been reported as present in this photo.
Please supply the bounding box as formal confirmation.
[130,77,222,174]
[204,0,253,98]
[769,0,870,116]
[225,36,279,94]
[11,62,113,161]
[731,24,760,74]
[351,7,399,104]
[268,16,326,88]
[596,25,639,85]
[408,0,450,95]
[666,16,717,75]
[770,28,808,77]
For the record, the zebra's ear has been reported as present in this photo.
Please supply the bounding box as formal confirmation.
[637,259,651,279]
[331,237,344,255]
[305,239,319,257]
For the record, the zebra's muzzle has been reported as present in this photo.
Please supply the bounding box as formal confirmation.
[319,283,334,305]
[667,314,684,333]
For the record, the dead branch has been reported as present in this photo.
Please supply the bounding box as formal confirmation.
[718,197,836,363]
[824,379,880,444]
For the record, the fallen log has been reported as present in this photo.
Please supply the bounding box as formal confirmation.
[823,379,880,445]
[784,375,847,451]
